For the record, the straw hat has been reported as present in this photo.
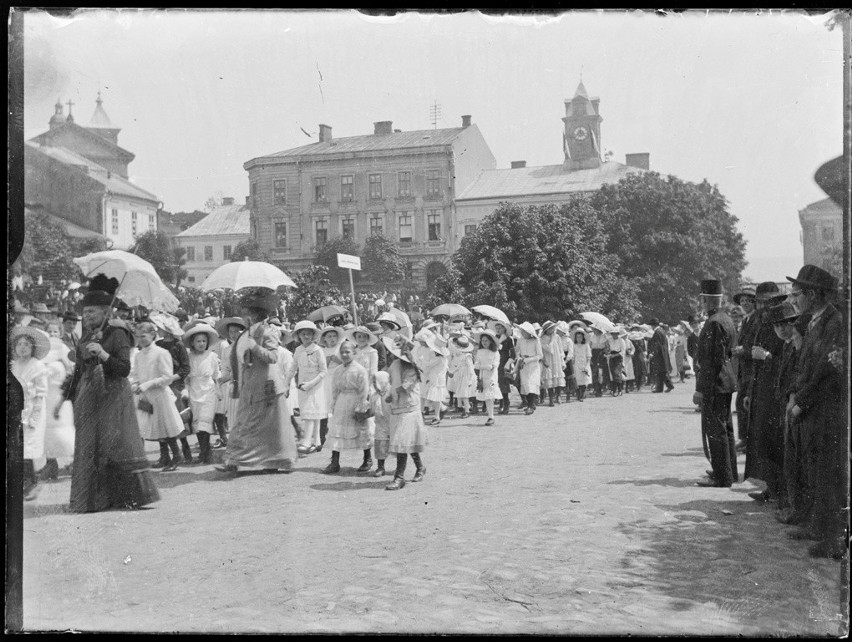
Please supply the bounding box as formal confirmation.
[293,319,321,340]
[150,311,184,337]
[346,325,379,346]
[516,321,537,338]
[215,316,247,339]
[319,325,346,345]
[573,326,589,341]
[11,326,51,360]
[473,328,498,348]
[182,323,219,350]
[376,313,401,330]
[415,328,448,356]
[540,320,558,335]
[451,334,475,353]
[382,334,413,363]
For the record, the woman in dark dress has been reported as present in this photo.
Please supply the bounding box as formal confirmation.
[493,322,515,415]
[58,275,159,513]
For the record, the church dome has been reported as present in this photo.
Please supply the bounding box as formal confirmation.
[89,92,115,129]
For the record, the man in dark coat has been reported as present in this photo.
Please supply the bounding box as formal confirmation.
[693,279,738,488]
[732,286,757,451]
[786,265,846,559]
[648,318,674,393]
[156,326,193,465]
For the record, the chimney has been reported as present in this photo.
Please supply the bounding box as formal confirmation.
[510,160,526,169]
[461,115,472,128]
[318,124,332,143]
[222,197,235,206]
[374,121,393,135]
[625,153,650,170]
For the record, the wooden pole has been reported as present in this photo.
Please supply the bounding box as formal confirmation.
[348,268,358,326]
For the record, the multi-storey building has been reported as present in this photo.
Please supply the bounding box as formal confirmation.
[798,197,843,273]
[25,94,160,250]
[243,116,495,288]
[174,198,250,285]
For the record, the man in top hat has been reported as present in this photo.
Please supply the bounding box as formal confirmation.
[785,265,845,558]
[731,285,758,451]
[647,318,674,393]
[60,310,81,352]
[693,279,738,488]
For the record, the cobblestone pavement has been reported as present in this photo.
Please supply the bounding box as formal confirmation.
[22,383,849,634]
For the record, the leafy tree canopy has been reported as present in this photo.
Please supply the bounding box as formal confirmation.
[231,239,269,262]
[284,265,347,322]
[313,236,361,288]
[17,210,79,285]
[361,233,405,286]
[591,172,747,321]
[130,230,188,287]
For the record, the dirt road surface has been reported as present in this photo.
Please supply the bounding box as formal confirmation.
[22,384,849,634]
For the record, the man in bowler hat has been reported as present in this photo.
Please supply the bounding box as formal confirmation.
[693,279,738,488]
[786,265,845,558]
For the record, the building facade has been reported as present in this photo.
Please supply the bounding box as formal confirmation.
[455,82,649,244]
[243,116,496,288]
[798,197,843,273]
[174,198,250,285]
[25,95,160,250]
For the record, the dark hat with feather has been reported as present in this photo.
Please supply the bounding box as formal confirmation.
[82,274,119,307]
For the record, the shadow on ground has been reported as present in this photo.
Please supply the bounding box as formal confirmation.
[607,477,699,489]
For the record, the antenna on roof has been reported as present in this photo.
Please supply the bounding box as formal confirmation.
[429,100,442,129]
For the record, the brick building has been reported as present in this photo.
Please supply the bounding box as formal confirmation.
[25,94,160,250]
[243,116,495,288]
[798,197,843,272]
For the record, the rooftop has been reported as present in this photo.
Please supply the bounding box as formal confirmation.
[176,203,250,238]
[456,161,644,201]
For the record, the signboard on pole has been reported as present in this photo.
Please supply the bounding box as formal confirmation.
[337,253,361,271]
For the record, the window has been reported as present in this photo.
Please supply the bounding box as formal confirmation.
[275,222,287,248]
[204,246,213,261]
[464,224,477,236]
[251,181,258,206]
[314,177,327,202]
[187,276,196,283]
[111,209,119,235]
[341,217,355,240]
[274,180,287,205]
[426,169,441,198]
[223,245,232,260]
[131,211,138,236]
[148,214,155,230]
[398,213,413,243]
[398,171,411,198]
[427,210,441,241]
[315,219,328,246]
[822,226,835,242]
[370,216,383,236]
[341,175,353,202]
[369,173,382,200]
[186,246,195,261]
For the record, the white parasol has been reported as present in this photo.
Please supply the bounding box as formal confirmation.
[579,311,616,333]
[471,304,510,325]
[386,306,413,339]
[200,258,296,291]
[73,250,179,312]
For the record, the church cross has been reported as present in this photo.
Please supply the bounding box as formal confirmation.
[66,99,75,116]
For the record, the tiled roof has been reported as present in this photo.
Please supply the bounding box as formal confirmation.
[258,127,466,160]
[176,204,250,238]
[26,141,159,202]
[30,121,134,159]
[456,161,644,201]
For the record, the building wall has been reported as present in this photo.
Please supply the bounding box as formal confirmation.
[104,195,159,250]
[174,234,250,285]
[41,127,130,177]
[799,199,842,271]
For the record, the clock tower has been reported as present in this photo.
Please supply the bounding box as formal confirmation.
[562,81,603,171]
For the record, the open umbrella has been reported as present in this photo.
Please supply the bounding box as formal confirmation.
[471,304,510,325]
[73,249,179,312]
[200,258,296,292]
[580,311,616,333]
[430,303,471,318]
[385,306,413,339]
[307,305,348,323]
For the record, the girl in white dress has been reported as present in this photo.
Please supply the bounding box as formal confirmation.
[347,325,380,471]
[370,370,392,477]
[12,327,49,500]
[572,329,592,402]
[414,329,448,425]
[183,324,221,464]
[515,322,543,414]
[213,318,246,448]
[286,320,328,454]
[130,322,186,471]
[449,335,477,418]
[41,333,75,481]
[474,329,501,425]
[319,326,344,452]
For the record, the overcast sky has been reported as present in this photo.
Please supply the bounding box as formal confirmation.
[21,9,844,282]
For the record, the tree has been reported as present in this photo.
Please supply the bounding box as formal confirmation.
[361,233,405,285]
[451,201,640,322]
[283,265,347,322]
[314,236,361,288]
[203,192,224,213]
[16,210,80,285]
[231,239,269,262]
[591,172,747,321]
[131,230,188,287]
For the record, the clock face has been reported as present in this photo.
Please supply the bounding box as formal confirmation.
[573,126,588,141]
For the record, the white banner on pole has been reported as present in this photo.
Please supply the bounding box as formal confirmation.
[337,253,361,271]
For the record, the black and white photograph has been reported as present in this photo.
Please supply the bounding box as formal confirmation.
[7,7,850,635]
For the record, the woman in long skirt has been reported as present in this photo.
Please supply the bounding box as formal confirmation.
[493,322,516,415]
[60,278,159,512]
[12,327,49,500]
[41,335,76,481]
[322,340,372,474]
[515,322,543,414]
[319,326,344,452]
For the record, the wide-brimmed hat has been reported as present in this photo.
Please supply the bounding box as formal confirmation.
[415,328,448,356]
[346,325,379,346]
[421,319,441,332]
[319,325,346,345]
[376,312,402,331]
[215,316,247,339]
[150,311,184,337]
[516,321,537,338]
[540,320,558,335]
[765,301,799,325]
[239,287,279,313]
[62,310,80,322]
[451,334,475,352]
[31,303,51,314]
[11,326,51,360]
[733,286,756,305]
[267,317,282,327]
[14,300,30,314]
[567,319,588,332]
[382,334,413,363]
[699,279,723,296]
[28,317,47,329]
[754,281,780,301]
[473,328,498,348]
[365,322,384,335]
[182,323,219,350]
[293,319,321,340]
[786,265,838,292]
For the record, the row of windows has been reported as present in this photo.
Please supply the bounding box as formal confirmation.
[184,245,232,262]
[251,171,444,207]
[110,209,155,236]
[803,223,837,242]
